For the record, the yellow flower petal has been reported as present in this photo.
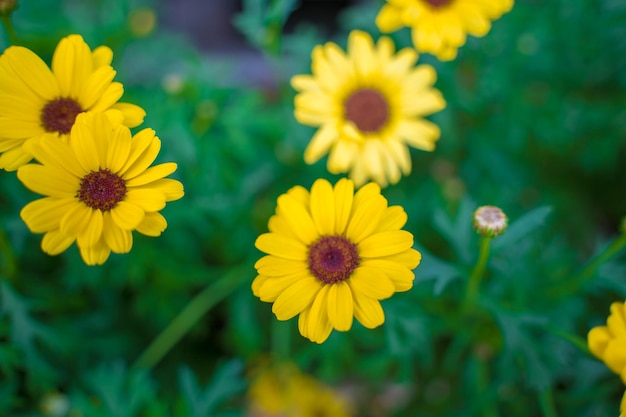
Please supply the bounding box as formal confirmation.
[76,208,104,248]
[2,46,60,100]
[303,124,337,165]
[41,229,75,255]
[348,266,395,300]
[21,197,75,233]
[310,178,335,235]
[60,203,92,238]
[52,34,94,98]
[326,282,353,331]
[353,291,384,329]
[78,65,116,109]
[359,230,414,257]
[17,165,79,197]
[125,188,166,212]
[272,276,321,321]
[306,285,333,343]
[79,238,111,266]
[333,178,354,235]
[254,256,308,277]
[360,259,414,292]
[102,212,133,253]
[276,193,318,244]
[345,194,387,243]
[111,201,145,230]
[110,102,146,128]
[135,212,167,237]
[119,128,160,178]
[255,233,308,261]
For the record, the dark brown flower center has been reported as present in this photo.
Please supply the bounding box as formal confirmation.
[423,0,452,7]
[308,235,360,284]
[76,169,127,211]
[344,88,389,133]
[41,98,84,134]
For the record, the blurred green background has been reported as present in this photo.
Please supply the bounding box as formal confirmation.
[1,0,626,416]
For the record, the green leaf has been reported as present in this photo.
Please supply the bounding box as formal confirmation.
[178,360,245,417]
[491,206,552,252]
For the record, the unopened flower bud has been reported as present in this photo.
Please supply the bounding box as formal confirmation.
[473,205,508,238]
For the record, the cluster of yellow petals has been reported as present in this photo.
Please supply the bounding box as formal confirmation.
[588,301,626,384]
[0,34,145,171]
[247,362,352,417]
[376,0,514,61]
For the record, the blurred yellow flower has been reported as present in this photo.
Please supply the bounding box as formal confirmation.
[376,0,514,61]
[0,34,146,171]
[291,30,445,188]
[587,301,626,383]
[252,178,421,343]
[17,113,183,265]
[248,362,352,417]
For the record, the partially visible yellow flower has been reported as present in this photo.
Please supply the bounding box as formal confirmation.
[376,0,514,61]
[248,362,352,417]
[587,301,626,384]
[292,30,445,188]
[252,178,421,343]
[0,34,146,171]
[17,112,183,266]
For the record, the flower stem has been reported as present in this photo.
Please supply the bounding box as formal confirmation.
[475,355,498,417]
[132,266,248,370]
[271,319,291,361]
[548,233,626,296]
[0,229,16,280]
[1,15,18,46]
[538,388,558,417]
[464,237,491,310]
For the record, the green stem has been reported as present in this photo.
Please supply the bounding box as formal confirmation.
[475,356,498,417]
[545,325,590,356]
[271,319,291,361]
[0,229,16,280]
[538,388,558,417]
[1,15,18,46]
[549,234,626,296]
[464,237,491,310]
[132,267,248,370]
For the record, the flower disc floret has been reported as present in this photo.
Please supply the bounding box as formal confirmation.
[17,112,184,266]
[291,30,445,188]
[308,235,360,284]
[77,169,127,211]
[0,34,146,171]
[252,178,422,343]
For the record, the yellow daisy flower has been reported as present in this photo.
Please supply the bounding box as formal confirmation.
[0,34,146,171]
[291,30,445,188]
[252,178,421,343]
[17,112,184,266]
[376,0,514,61]
[248,361,352,417]
[587,301,626,384]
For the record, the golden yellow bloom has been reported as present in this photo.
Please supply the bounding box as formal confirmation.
[587,301,626,384]
[248,362,352,417]
[17,113,183,266]
[376,0,514,61]
[252,178,421,343]
[0,34,146,171]
[291,30,445,188]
